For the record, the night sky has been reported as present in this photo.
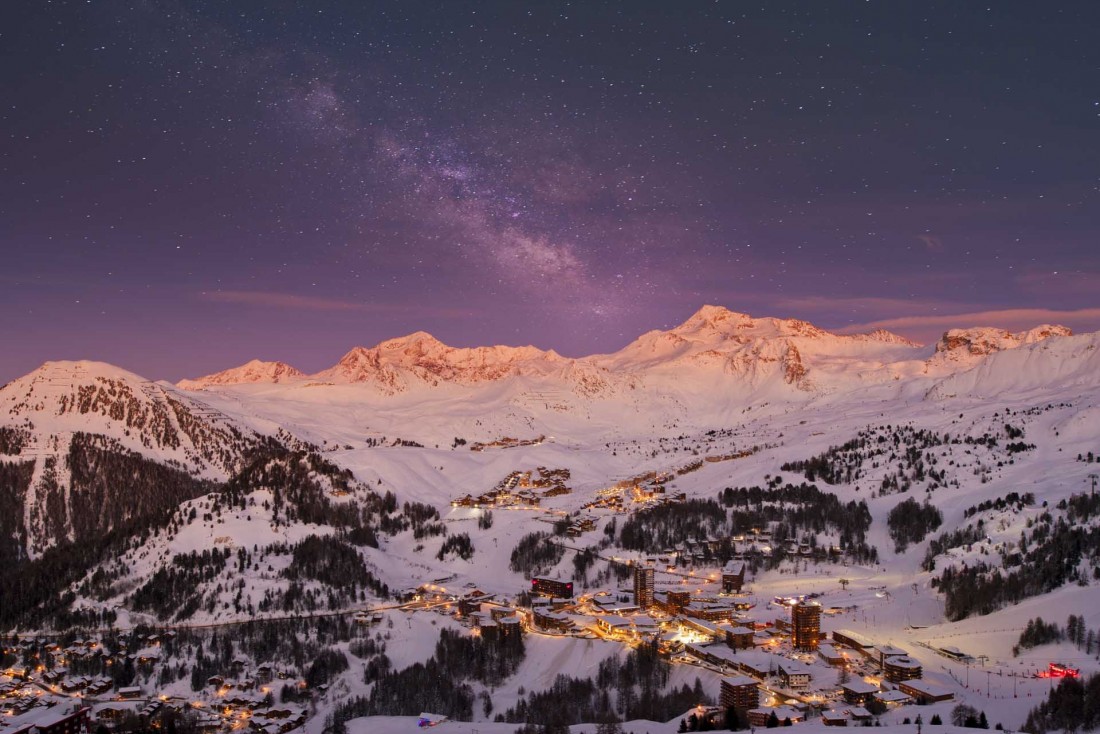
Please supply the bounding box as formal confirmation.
[3,1,1099,383]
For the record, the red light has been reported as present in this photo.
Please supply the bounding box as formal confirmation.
[1040,663,1080,679]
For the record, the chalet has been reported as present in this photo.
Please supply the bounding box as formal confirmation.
[821,710,850,727]
[565,517,594,536]
[139,701,162,720]
[777,659,813,689]
[846,706,873,724]
[61,677,89,693]
[96,704,132,727]
[194,713,223,732]
[747,705,804,727]
[841,680,880,706]
[86,678,114,695]
[117,686,142,699]
[721,561,747,593]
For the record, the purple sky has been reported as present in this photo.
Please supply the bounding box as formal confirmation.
[2,2,1099,383]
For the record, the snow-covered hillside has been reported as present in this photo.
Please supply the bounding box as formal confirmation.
[0,360,271,559]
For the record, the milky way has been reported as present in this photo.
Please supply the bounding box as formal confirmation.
[2,1,1098,381]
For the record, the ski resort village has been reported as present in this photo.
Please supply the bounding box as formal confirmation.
[3,309,1100,734]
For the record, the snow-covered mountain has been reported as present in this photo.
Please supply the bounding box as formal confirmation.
[177,359,306,389]
[927,328,1100,400]
[175,305,1073,414]
[0,360,266,560]
[0,360,260,476]
[924,324,1074,372]
[313,332,583,391]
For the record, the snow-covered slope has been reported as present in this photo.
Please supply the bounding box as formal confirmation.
[927,329,1100,400]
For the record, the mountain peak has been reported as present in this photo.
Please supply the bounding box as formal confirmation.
[376,331,448,351]
[670,306,836,341]
[935,324,1072,357]
[676,304,755,330]
[178,360,305,389]
[864,329,921,347]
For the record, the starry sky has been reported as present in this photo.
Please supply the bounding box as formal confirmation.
[2,1,1099,382]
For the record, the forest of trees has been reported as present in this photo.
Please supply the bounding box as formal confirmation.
[0,458,34,568]
[780,425,953,491]
[333,626,526,725]
[1023,673,1100,733]
[130,548,232,620]
[719,481,874,548]
[0,426,30,455]
[1015,614,1100,657]
[0,434,465,627]
[933,491,1100,619]
[617,483,877,568]
[887,497,943,552]
[619,499,726,552]
[500,641,708,727]
[964,492,1035,519]
[437,532,474,561]
[509,531,565,576]
[284,534,389,597]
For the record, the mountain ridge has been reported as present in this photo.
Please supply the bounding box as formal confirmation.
[176,305,1061,391]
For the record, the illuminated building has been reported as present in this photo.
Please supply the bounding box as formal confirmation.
[633,566,654,609]
[791,600,821,651]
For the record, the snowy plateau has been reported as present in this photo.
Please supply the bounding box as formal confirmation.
[2,306,1100,734]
